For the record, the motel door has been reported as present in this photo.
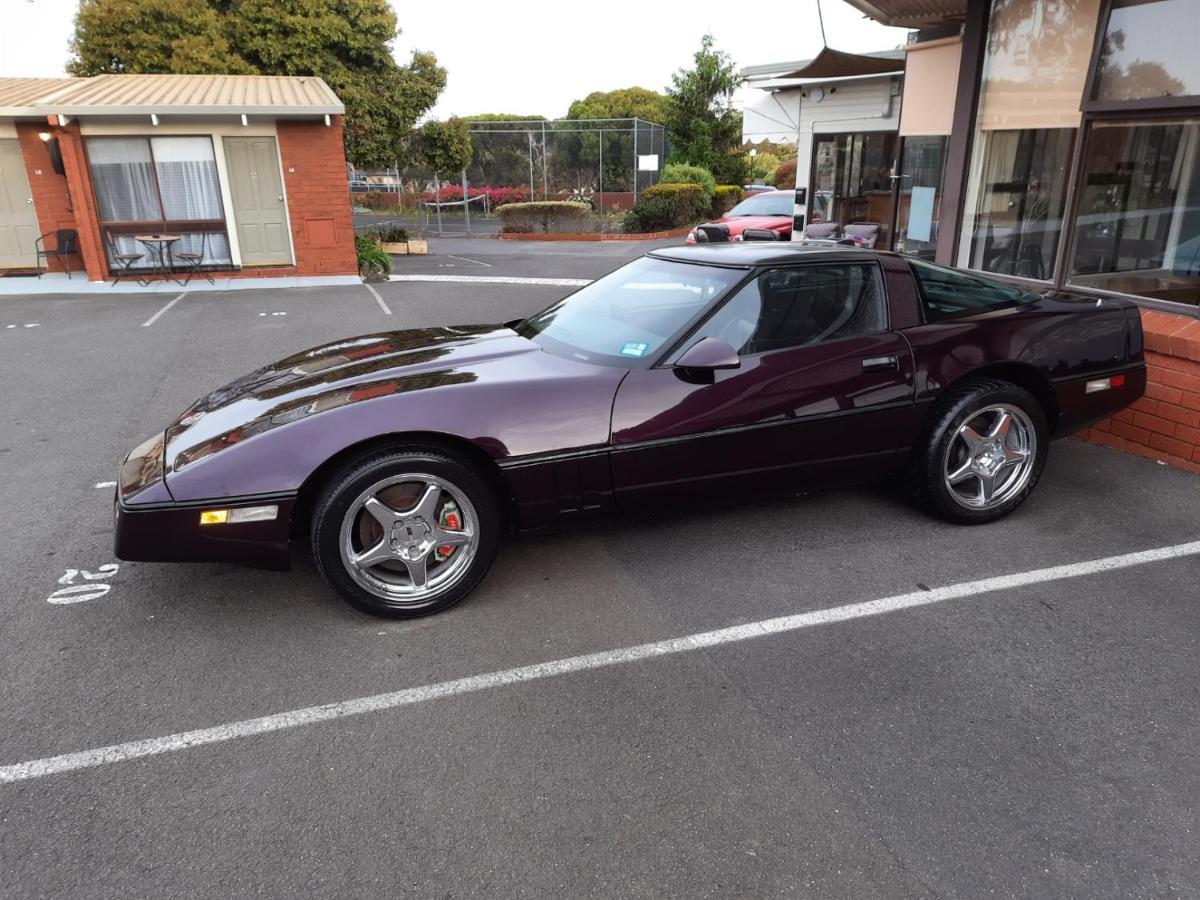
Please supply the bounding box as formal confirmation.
[223,137,292,266]
[0,140,39,270]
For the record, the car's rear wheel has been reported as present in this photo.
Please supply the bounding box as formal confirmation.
[912,379,1049,524]
[311,446,500,617]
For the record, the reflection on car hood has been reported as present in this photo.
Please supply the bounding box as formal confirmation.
[165,325,534,470]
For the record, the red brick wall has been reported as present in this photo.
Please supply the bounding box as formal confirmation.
[16,124,77,272]
[1079,309,1200,474]
[276,117,357,276]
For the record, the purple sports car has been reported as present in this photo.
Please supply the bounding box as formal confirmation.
[115,244,1146,617]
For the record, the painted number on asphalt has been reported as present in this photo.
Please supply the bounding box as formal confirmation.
[47,564,120,605]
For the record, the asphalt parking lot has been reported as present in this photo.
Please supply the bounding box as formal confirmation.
[1,239,1199,899]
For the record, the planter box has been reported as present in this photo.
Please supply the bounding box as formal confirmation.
[381,242,407,255]
[406,239,428,255]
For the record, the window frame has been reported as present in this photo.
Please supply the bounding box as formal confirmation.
[657,260,892,366]
[1081,0,1200,115]
[83,134,232,271]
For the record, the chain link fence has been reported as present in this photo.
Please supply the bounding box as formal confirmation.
[351,118,669,236]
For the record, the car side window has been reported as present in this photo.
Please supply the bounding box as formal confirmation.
[908,258,1032,322]
[671,263,887,360]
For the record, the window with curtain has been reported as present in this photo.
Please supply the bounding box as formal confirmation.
[959,128,1074,279]
[87,136,232,269]
[1068,119,1200,307]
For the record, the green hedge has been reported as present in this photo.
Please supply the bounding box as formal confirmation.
[660,163,716,210]
[496,201,593,233]
[624,183,705,233]
[711,185,744,217]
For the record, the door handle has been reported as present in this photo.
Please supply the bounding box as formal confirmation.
[862,355,899,372]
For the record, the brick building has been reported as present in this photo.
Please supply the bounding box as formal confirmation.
[0,74,357,282]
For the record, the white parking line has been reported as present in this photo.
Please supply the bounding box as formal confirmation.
[94,481,116,489]
[442,254,492,267]
[141,293,186,327]
[2,539,1197,785]
[389,274,591,287]
[365,283,392,315]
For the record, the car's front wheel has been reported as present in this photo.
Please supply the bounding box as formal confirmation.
[311,446,501,617]
[912,379,1049,524]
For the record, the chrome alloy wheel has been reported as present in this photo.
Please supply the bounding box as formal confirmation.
[942,403,1037,510]
[338,473,479,605]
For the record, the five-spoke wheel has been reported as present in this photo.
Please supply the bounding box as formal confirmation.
[913,379,1049,524]
[312,447,500,617]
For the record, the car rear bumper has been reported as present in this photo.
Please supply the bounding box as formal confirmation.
[113,494,296,571]
[1052,362,1147,437]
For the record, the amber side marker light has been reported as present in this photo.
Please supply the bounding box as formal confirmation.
[1085,374,1126,394]
[199,505,278,526]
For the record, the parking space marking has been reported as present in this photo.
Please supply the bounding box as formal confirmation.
[141,293,186,328]
[388,274,591,287]
[364,283,392,315]
[4,323,40,329]
[442,254,492,267]
[94,481,116,489]
[2,539,1197,785]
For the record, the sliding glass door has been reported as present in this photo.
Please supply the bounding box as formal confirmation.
[87,136,232,270]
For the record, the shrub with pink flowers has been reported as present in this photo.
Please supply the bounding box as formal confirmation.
[422,185,532,209]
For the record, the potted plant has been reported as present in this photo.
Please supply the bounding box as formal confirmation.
[367,224,426,255]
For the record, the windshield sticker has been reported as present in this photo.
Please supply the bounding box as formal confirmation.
[620,341,649,357]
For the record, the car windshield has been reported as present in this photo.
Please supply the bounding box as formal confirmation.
[515,256,745,366]
[726,192,793,217]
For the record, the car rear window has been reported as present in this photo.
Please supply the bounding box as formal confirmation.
[726,192,794,217]
[908,259,1034,322]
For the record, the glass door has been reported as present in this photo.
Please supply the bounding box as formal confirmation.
[893,136,949,260]
[808,131,898,247]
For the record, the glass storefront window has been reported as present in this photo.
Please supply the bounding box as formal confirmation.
[809,131,898,247]
[1093,0,1200,103]
[894,136,948,260]
[1067,119,1200,307]
[959,128,1074,279]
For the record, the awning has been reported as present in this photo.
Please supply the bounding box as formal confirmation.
[778,47,906,80]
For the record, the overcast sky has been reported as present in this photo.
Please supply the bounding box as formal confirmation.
[1,0,910,119]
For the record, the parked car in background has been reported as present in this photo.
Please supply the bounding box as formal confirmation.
[687,190,794,243]
[114,244,1145,619]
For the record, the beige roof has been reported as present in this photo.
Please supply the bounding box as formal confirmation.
[0,74,343,118]
[0,78,79,116]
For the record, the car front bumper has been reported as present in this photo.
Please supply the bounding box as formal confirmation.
[113,494,296,571]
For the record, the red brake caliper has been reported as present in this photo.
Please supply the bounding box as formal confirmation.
[435,501,461,561]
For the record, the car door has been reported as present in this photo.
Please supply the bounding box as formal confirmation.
[609,261,915,510]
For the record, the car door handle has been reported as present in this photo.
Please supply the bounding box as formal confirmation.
[861,355,899,372]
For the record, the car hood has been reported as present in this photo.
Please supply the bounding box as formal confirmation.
[164,325,540,469]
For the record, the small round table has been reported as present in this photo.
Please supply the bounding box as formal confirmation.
[134,234,182,285]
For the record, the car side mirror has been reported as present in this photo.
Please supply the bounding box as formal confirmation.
[674,337,740,371]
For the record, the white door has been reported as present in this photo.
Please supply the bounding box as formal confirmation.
[0,140,39,269]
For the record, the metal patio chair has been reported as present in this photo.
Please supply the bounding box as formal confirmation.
[174,234,213,287]
[104,232,146,287]
[34,229,80,279]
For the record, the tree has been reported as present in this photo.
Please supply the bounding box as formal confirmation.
[664,34,750,185]
[69,0,253,75]
[68,0,447,169]
[566,87,668,123]
[414,117,473,177]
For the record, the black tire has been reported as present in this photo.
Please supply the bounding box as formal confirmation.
[909,378,1049,525]
[311,445,501,618]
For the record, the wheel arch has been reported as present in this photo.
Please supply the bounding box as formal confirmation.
[940,362,1060,434]
[290,431,518,539]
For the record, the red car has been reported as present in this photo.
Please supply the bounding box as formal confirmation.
[687,189,794,243]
